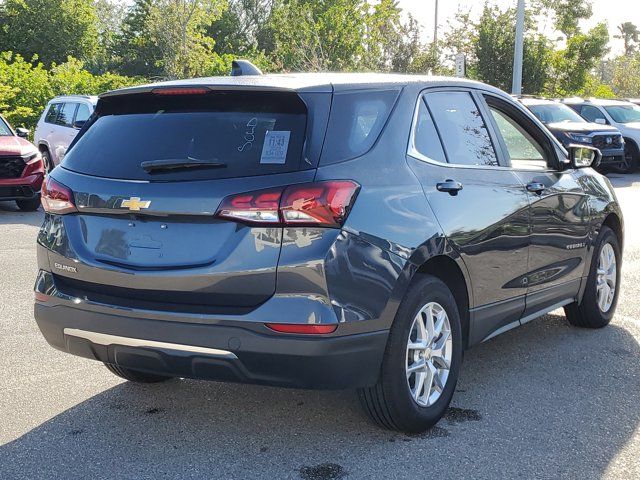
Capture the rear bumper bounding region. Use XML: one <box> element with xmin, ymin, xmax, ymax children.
<box><xmin>34</xmin><ymin>302</ymin><xmax>388</xmax><ymax>390</ymax></box>
<box><xmin>0</xmin><ymin>173</ymin><xmax>44</xmax><ymax>200</ymax></box>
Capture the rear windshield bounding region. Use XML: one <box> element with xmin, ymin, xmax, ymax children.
<box><xmin>62</xmin><ymin>91</ymin><xmax>308</xmax><ymax>181</ymax></box>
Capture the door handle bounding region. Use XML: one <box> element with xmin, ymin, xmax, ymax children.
<box><xmin>436</xmin><ymin>179</ymin><xmax>463</xmax><ymax>196</ymax></box>
<box><xmin>526</xmin><ymin>182</ymin><xmax>545</xmax><ymax>195</ymax></box>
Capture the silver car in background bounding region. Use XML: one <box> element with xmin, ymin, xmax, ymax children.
<box><xmin>34</xmin><ymin>95</ymin><xmax>97</xmax><ymax>172</ymax></box>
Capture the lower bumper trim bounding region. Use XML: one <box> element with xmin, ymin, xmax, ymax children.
<box><xmin>63</xmin><ymin>328</ymin><xmax>238</xmax><ymax>359</ymax></box>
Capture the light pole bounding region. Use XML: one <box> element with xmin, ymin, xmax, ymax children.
<box><xmin>433</xmin><ymin>0</ymin><xmax>439</xmax><ymax>46</ymax></box>
<box><xmin>512</xmin><ymin>0</ymin><xmax>525</xmax><ymax>95</ymax></box>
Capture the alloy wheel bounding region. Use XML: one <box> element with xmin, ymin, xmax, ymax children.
<box><xmin>596</xmin><ymin>242</ymin><xmax>617</xmax><ymax>313</ymax></box>
<box><xmin>406</xmin><ymin>302</ymin><xmax>453</xmax><ymax>407</ymax></box>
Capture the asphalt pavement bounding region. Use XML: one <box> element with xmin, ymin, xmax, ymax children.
<box><xmin>0</xmin><ymin>172</ymin><xmax>639</xmax><ymax>479</ymax></box>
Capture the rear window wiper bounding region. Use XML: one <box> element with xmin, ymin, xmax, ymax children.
<box><xmin>141</xmin><ymin>157</ymin><xmax>227</xmax><ymax>173</ymax></box>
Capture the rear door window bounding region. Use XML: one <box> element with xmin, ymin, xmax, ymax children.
<box><xmin>424</xmin><ymin>91</ymin><xmax>498</xmax><ymax>167</ymax></box>
<box><xmin>63</xmin><ymin>91</ymin><xmax>308</xmax><ymax>181</ymax></box>
<box><xmin>56</xmin><ymin>103</ymin><xmax>78</xmax><ymax>127</ymax></box>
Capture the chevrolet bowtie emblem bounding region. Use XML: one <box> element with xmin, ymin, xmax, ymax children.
<box><xmin>121</xmin><ymin>197</ymin><xmax>151</xmax><ymax>211</ymax></box>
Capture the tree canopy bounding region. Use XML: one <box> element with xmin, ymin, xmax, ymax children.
<box><xmin>0</xmin><ymin>0</ymin><xmax>638</xmax><ymax>132</ymax></box>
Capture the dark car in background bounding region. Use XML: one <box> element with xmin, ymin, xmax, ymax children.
<box><xmin>519</xmin><ymin>97</ymin><xmax>628</xmax><ymax>172</ymax></box>
<box><xmin>34</xmin><ymin>68</ymin><xmax>624</xmax><ymax>432</ymax></box>
<box><xmin>0</xmin><ymin>115</ymin><xmax>44</xmax><ymax>211</ymax></box>
<box><xmin>563</xmin><ymin>98</ymin><xmax>640</xmax><ymax>172</ymax></box>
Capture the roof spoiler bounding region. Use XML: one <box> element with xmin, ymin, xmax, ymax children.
<box><xmin>230</xmin><ymin>59</ymin><xmax>263</xmax><ymax>77</ymax></box>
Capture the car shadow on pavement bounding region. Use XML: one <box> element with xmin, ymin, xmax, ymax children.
<box><xmin>1</xmin><ymin>313</ymin><xmax>639</xmax><ymax>479</ymax></box>
<box><xmin>0</xmin><ymin>202</ymin><xmax>44</xmax><ymax>227</ymax></box>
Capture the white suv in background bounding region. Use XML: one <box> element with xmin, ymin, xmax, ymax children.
<box><xmin>34</xmin><ymin>95</ymin><xmax>97</xmax><ymax>172</ymax></box>
<box><xmin>563</xmin><ymin>98</ymin><xmax>640</xmax><ymax>170</ymax></box>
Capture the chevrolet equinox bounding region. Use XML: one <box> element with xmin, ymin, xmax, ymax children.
<box><xmin>34</xmin><ymin>66</ymin><xmax>624</xmax><ymax>432</ymax></box>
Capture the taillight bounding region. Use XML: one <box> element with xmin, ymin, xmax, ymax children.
<box><xmin>265</xmin><ymin>323</ymin><xmax>338</xmax><ymax>334</ymax></box>
<box><xmin>41</xmin><ymin>177</ymin><xmax>77</xmax><ymax>214</ymax></box>
<box><xmin>215</xmin><ymin>180</ymin><xmax>359</xmax><ymax>228</ymax></box>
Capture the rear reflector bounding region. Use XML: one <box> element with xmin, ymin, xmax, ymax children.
<box><xmin>152</xmin><ymin>87</ymin><xmax>210</xmax><ymax>95</ymax></box>
<box><xmin>265</xmin><ymin>323</ymin><xmax>338</xmax><ymax>334</ymax></box>
<box><xmin>34</xmin><ymin>292</ymin><xmax>49</xmax><ymax>302</ymax></box>
<box><xmin>41</xmin><ymin>177</ymin><xmax>77</xmax><ymax>214</ymax></box>
<box><xmin>216</xmin><ymin>180</ymin><xmax>359</xmax><ymax>227</ymax></box>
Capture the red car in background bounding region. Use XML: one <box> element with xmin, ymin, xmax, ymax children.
<box><xmin>0</xmin><ymin>115</ymin><xmax>44</xmax><ymax>211</ymax></box>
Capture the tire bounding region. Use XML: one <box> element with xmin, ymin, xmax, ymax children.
<box><xmin>104</xmin><ymin>363</ymin><xmax>171</xmax><ymax>383</ymax></box>
<box><xmin>564</xmin><ymin>225</ymin><xmax>621</xmax><ymax>328</ymax></box>
<box><xmin>16</xmin><ymin>198</ymin><xmax>41</xmax><ymax>211</ymax></box>
<box><xmin>41</xmin><ymin>148</ymin><xmax>54</xmax><ymax>173</ymax></box>
<box><xmin>358</xmin><ymin>275</ymin><xmax>463</xmax><ymax>432</ymax></box>
<box><xmin>611</xmin><ymin>156</ymin><xmax>632</xmax><ymax>174</ymax></box>
<box><xmin>623</xmin><ymin>141</ymin><xmax>639</xmax><ymax>172</ymax></box>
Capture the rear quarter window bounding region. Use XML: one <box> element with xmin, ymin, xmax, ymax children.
<box><xmin>320</xmin><ymin>89</ymin><xmax>400</xmax><ymax>165</ymax></box>
<box><xmin>62</xmin><ymin>91</ymin><xmax>308</xmax><ymax>182</ymax></box>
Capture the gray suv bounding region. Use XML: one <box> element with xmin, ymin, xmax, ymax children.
<box><xmin>34</xmin><ymin>69</ymin><xmax>624</xmax><ymax>432</ymax></box>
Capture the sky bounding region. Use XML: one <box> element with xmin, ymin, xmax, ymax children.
<box><xmin>397</xmin><ymin>0</ymin><xmax>640</xmax><ymax>56</ymax></box>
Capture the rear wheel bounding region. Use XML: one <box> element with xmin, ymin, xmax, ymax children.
<box><xmin>358</xmin><ymin>275</ymin><xmax>463</xmax><ymax>432</ymax></box>
<box><xmin>16</xmin><ymin>198</ymin><xmax>40</xmax><ymax>211</ymax></box>
<box><xmin>104</xmin><ymin>363</ymin><xmax>171</xmax><ymax>383</ymax></box>
<box><xmin>564</xmin><ymin>226</ymin><xmax>621</xmax><ymax>328</ymax></box>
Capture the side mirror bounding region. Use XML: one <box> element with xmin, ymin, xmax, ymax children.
<box><xmin>594</xmin><ymin>118</ymin><xmax>607</xmax><ymax>125</ymax></box>
<box><xmin>72</xmin><ymin>120</ymin><xmax>86</xmax><ymax>130</ymax></box>
<box><xmin>16</xmin><ymin>127</ymin><xmax>29</xmax><ymax>138</ymax></box>
<box><xmin>568</xmin><ymin>145</ymin><xmax>601</xmax><ymax>169</ymax></box>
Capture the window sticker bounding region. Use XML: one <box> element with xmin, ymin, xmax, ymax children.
<box><xmin>260</xmin><ymin>130</ymin><xmax>290</xmax><ymax>164</ymax></box>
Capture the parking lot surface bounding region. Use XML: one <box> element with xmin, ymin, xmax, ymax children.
<box><xmin>1</xmin><ymin>173</ymin><xmax>639</xmax><ymax>479</ymax></box>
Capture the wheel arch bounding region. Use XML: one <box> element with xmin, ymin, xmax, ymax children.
<box><xmin>623</xmin><ymin>137</ymin><xmax>639</xmax><ymax>152</ymax></box>
<box><xmin>602</xmin><ymin>212</ymin><xmax>623</xmax><ymax>253</ymax></box>
<box><xmin>414</xmin><ymin>255</ymin><xmax>472</xmax><ymax>349</ymax></box>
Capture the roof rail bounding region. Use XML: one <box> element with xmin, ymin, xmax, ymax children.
<box><xmin>230</xmin><ymin>59</ymin><xmax>263</xmax><ymax>77</ymax></box>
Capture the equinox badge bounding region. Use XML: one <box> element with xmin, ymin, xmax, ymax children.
<box><xmin>121</xmin><ymin>197</ymin><xmax>151</xmax><ymax>211</ymax></box>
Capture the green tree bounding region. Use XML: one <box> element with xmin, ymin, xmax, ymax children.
<box><xmin>148</xmin><ymin>0</ymin><xmax>226</xmax><ymax>79</ymax></box>
<box><xmin>610</xmin><ymin>54</ymin><xmax>640</xmax><ymax>97</ymax></box>
<box><xmin>544</xmin><ymin>23</ymin><xmax>609</xmax><ymax>97</ymax></box>
<box><xmin>543</xmin><ymin>0</ymin><xmax>593</xmax><ymax>38</ymax></box>
<box><xmin>112</xmin><ymin>0</ymin><xmax>164</xmax><ymax>78</ymax></box>
<box><xmin>615</xmin><ymin>22</ymin><xmax>640</xmax><ymax>57</ymax></box>
<box><xmin>265</xmin><ymin>0</ymin><xmax>368</xmax><ymax>71</ymax></box>
<box><xmin>471</xmin><ymin>5</ymin><xmax>552</xmax><ymax>94</ymax></box>
<box><xmin>0</xmin><ymin>0</ymin><xmax>99</xmax><ymax>66</ymax></box>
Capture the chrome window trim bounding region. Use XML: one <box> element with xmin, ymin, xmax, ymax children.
<box><xmin>407</xmin><ymin>90</ymin><xmax>556</xmax><ymax>173</ymax></box>
<box><xmin>63</xmin><ymin>328</ymin><xmax>238</xmax><ymax>359</ymax></box>
<box><xmin>407</xmin><ymin>88</ymin><xmax>572</xmax><ymax>173</ymax></box>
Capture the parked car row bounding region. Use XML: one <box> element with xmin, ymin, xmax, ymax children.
<box><xmin>517</xmin><ymin>96</ymin><xmax>640</xmax><ymax>173</ymax></box>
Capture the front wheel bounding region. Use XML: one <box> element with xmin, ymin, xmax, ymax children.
<box><xmin>358</xmin><ymin>275</ymin><xmax>463</xmax><ymax>432</ymax></box>
<box><xmin>564</xmin><ymin>225</ymin><xmax>621</xmax><ymax>328</ymax></box>
<box><xmin>623</xmin><ymin>142</ymin><xmax>639</xmax><ymax>172</ymax></box>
